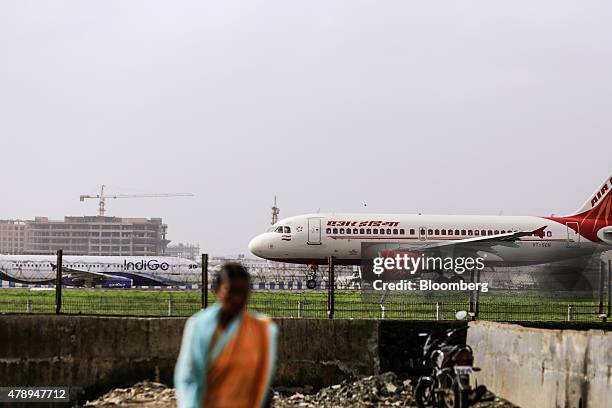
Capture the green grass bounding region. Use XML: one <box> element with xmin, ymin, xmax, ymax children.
<box><xmin>0</xmin><ymin>288</ymin><xmax>607</xmax><ymax>322</ymax></box>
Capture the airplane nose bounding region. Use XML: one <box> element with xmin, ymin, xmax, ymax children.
<box><xmin>248</xmin><ymin>235</ymin><xmax>264</xmax><ymax>257</ymax></box>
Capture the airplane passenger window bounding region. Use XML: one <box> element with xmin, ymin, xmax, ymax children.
<box><xmin>468</xmin><ymin>230</ymin><xmax>473</xmax><ymax>236</ymax></box>
<box><xmin>360</xmin><ymin>228</ymin><xmax>365</xmax><ymax>234</ymax></box>
<box><xmin>333</xmin><ymin>228</ymin><xmax>338</xmax><ymax>234</ymax></box>
<box><xmin>393</xmin><ymin>229</ymin><xmax>398</xmax><ymax>234</ymax></box>
<box><xmin>373</xmin><ymin>229</ymin><xmax>378</xmax><ymax>234</ymax></box>
<box><xmin>501</xmin><ymin>230</ymin><xmax>506</xmax><ymax>234</ymax></box>
<box><xmin>461</xmin><ymin>229</ymin><xmax>466</xmax><ymax>235</ymax></box>
<box><xmin>353</xmin><ymin>228</ymin><xmax>358</xmax><ymax>234</ymax></box>
<box><xmin>434</xmin><ymin>229</ymin><xmax>439</xmax><ymax>235</ymax></box>
<box><xmin>379</xmin><ymin>229</ymin><xmax>385</xmax><ymax>235</ymax></box>
<box><xmin>481</xmin><ymin>230</ymin><xmax>486</xmax><ymax>236</ymax></box>
<box><xmin>494</xmin><ymin>230</ymin><xmax>499</xmax><ymax>234</ymax></box>
<box><xmin>441</xmin><ymin>229</ymin><xmax>446</xmax><ymax>235</ymax></box>
<box><xmin>284</xmin><ymin>226</ymin><xmax>291</xmax><ymax>233</ymax></box>
<box><xmin>487</xmin><ymin>230</ymin><xmax>493</xmax><ymax>235</ymax></box>
<box><xmin>410</xmin><ymin>229</ymin><xmax>415</xmax><ymax>235</ymax></box>
<box><xmin>547</xmin><ymin>231</ymin><xmax>552</xmax><ymax>237</ymax></box>
<box><xmin>454</xmin><ymin>229</ymin><xmax>460</xmax><ymax>235</ymax></box>
<box><xmin>399</xmin><ymin>229</ymin><xmax>405</xmax><ymax>234</ymax></box>
<box><xmin>386</xmin><ymin>229</ymin><xmax>391</xmax><ymax>234</ymax></box>
<box><xmin>326</xmin><ymin>228</ymin><xmax>331</xmax><ymax>234</ymax></box>
<box><xmin>366</xmin><ymin>229</ymin><xmax>371</xmax><ymax>234</ymax></box>
<box><xmin>427</xmin><ymin>229</ymin><xmax>433</xmax><ymax>235</ymax></box>
<box><xmin>339</xmin><ymin>228</ymin><xmax>345</xmax><ymax>234</ymax></box>
<box><xmin>475</xmin><ymin>230</ymin><xmax>480</xmax><ymax>236</ymax></box>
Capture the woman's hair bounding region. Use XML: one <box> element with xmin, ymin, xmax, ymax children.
<box><xmin>212</xmin><ymin>262</ymin><xmax>251</xmax><ymax>289</ymax></box>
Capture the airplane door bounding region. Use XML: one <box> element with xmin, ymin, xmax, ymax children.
<box><xmin>308</xmin><ymin>218</ymin><xmax>322</xmax><ymax>245</ymax></box>
<box><xmin>419</xmin><ymin>226</ymin><xmax>427</xmax><ymax>241</ymax></box>
<box><xmin>566</xmin><ymin>222</ymin><xmax>580</xmax><ymax>248</ymax></box>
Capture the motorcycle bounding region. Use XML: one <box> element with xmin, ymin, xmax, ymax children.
<box><xmin>414</xmin><ymin>322</ymin><xmax>486</xmax><ymax>408</ymax></box>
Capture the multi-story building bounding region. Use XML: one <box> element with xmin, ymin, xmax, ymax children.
<box><xmin>0</xmin><ymin>220</ymin><xmax>28</xmax><ymax>254</ymax></box>
<box><xmin>0</xmin><ymin>216</ymin><xmax>169</xmax><ymax>256</ymax></box>
<box><xmin>165</xmin><ymin>242</ymin><xmax>200</xmax><ymax>260</ymax></box>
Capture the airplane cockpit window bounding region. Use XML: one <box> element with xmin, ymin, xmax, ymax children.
<box><xmin>274</xmin><ymin>226</ymin><xmax>284</xmax><ymax>233</ymax></box>
<box><xmin>283</xmin><ymin>226</ymin><xmax>291</xmax><ymax>233</ymax></box>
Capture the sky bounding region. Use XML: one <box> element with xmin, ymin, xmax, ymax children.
<box><xmin>0</xmin><ymin>1</ymin><xmax>611</xmax><ymax>255</ymax></box>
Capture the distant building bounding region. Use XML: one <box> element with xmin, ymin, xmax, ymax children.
<box><xmin>166</xmin><ymin>242</ymin><xmax>200</xmax><ymax>260</ymax></box>
<box><xmin>0</xmin><ymin>216</ymin><xmax>169</xmax><ymax>256</ymax></box>
<box><xmin>0</xmin><ymin>220</ymin><xmax>28</xmax><ymax>254</ymax></box>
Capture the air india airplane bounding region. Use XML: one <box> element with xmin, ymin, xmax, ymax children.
<box><xmin>249</xmin><ymin>172</ymin><xmax>612</xmax><ymax>287</ymax></box>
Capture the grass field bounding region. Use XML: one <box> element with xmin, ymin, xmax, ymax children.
<box><xmin>0</xmin><ymin>288</ymin><xmax>607</xmax><ymax>322</ymax></box>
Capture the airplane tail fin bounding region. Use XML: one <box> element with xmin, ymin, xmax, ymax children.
<box><xmin>568</xmin><ymin>172</ymin><xmax>612</xmax><ymax>221</ymax></box>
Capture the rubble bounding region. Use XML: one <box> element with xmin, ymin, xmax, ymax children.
<box><xmin>84</xmin><ymin>381</ymin><xmax>175</xmax><ymax>407</ymax></box>
<box><xmin>273</xmin><ymin>372</ymin><xmax>413</xmax><ymax>407</ymax></box>
<box><xmin>83</xmin><ymin>374</ymin><xmax>517</xmax><ymax>407</ymax></box>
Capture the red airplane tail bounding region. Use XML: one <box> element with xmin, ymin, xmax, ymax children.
<box><xmin>547</xmin><ymin>172</ymin><xmax>612</xmax><ymax>243</ymax></box>
<box><xmin>567</xmin><ymin>172</ymin><xmax>612</xmax><ymax>222</ymax></box>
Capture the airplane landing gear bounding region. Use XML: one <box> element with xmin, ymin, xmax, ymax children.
<box><xmin>306</xmin><ymin>264</ymin><xmax>318</xmax><ymax>289</ymax></box>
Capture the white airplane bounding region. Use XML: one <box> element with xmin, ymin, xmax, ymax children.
<box><xmin>249</xmin><ymin>172</ymin><xmax>612</xmax><ymax>286</ymax></box>
<box><xmin>0</xmin><ymin>255</ymin><xmax>200</xmax><ymax>287</ymax></box>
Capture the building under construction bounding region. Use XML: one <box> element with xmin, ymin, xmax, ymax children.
<box><xmin>0</xmin><ymin>216</ymin><xmax>169</xmax><ymax>256</ymax></box>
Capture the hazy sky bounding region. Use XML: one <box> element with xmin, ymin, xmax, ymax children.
<box><xmin>1</xmin><ymin>1</ymin><xmax>611</xmax><ymax>255</ymax></box>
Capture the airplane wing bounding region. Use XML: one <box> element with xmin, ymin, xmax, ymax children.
<box><xmin>413</xmin><ymin>226</ymin><xmax>548</xmax><ymax>251</ymax></box>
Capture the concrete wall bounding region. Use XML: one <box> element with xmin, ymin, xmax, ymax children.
<box><xmin>0</xmin><ymin>316</ymin><xmax>381</xmax><ymax>403</ymax></box>
<box><xmin>4</xmin><ymin>314</ymin><xmax>608</xmax><ymax>407</ymax></box>
<box><xmin>467</xmin><ymin>321</ymin><xmax>611</xmax><ymax>408</ymax></box>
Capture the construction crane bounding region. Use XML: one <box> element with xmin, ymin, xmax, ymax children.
<box><xmin>79</xmin><ymin>185</ymin><xmax>194</xmax><ymax>216</ymax></box>
<box><xmin>271</xmin><ymin>195</ymin><xmax>279</xmax><ymax>225</ymax></box>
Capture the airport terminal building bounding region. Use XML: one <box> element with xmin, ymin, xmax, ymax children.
<box><xmin>0</xmin><ymin>216</ymin><xmax>169</xmax><ymax>256</ymax></box>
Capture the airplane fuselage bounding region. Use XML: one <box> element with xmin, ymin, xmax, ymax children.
<box><xmin>249</xmin><ymin>213</ymin><xmax>612</xmax><ymax>266</ymax></box>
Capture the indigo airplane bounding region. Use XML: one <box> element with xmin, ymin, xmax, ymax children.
<box><xmin>0</xmin><ymin>255</ymin><xmax>200</xmax><ymax>287</ymax></box>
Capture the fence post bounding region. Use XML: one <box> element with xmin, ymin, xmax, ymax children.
<box><xmin>201</xmin><ymin>254</ymin><xmax>208</xmax><ymax>309</ymax></box>
<box><xmin>468</xmin><ymin>270</ymin><xmax>475</xmax><ymax>314</ymax></box>
<box><xmin>55</xmin><ymin>249</ymin><xmax>62</xmax><ymax>315</ymax></box>
<box><xmin>435</xmin><ymin>302</ymin><xmax>440</xmax><ymax>321</ymax></box>
<box><xmin>168</xmin><ymin>299</ymin><xmax>173</xmax><ymax>316</ymax></box>
<box><xmin>327</xmin><ymin>256</ymin><xmax>335</xmax><ymax>319</ymax></box>
<box><xmin>26</xmin><ymin>299</ymin><xmax>32</xmax><ymax>314</ymax></box>
<box><xmin>567</xmin><ymin>304</ymin><xmax>573</xmax><ymax>321</ymax></box>
<box><xmin>608</xmin><ymin>260</ymin><xmax>611</xmax><ymax>318</ymax></box>
<box><xmin>297</xmin><ymin>301</ymin><xmax>304</xmax><ymax>318</ymax></box>
<box><xmin>598</xmin><ymin>261</ymin><xmax>605</xmax><ymax>316</ymax></box>
<box><xmin>474</xmin><ymin>269</ymin><xmax>481</xmax><ymax>320</ymax></box>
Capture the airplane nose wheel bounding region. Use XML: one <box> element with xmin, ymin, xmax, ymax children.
<box><xmin>306</xmin><ymin>264</ymin><xmax>318</xmax><ymax>289</ymax></box>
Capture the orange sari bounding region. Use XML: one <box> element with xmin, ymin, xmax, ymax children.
<box><xmin>203</xmin><ymin>312</ymin><xmax>274</xmax><ymax>408</ymax></box>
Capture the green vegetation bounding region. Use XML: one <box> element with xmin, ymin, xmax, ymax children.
<box><xmin>0</xmin><ymin>288</ymin><xmax>606</xmax><ymax>322</ymax></box>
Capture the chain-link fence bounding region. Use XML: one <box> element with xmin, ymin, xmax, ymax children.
<box><xmin>0</xmin><ymin>288</ymin><xmax>607</xmax><ymax>322</ymax></box>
